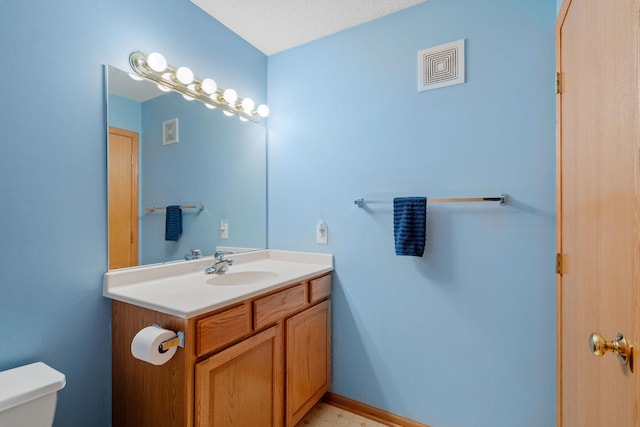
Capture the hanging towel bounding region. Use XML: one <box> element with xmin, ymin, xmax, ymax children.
<box><xmin>393</xmin><ymin>197</ymin><xmax>427</xmax><ymax>257</ymax></box>
<box><xmin>165</xmin><ymin>205</ymin><xmax>182</xmax><ymax>241</ymax></box>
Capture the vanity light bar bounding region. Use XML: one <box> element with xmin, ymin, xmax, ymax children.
<box><xmin>129</xmin><ymin>51</ymin><xmax>269</xmax><ymax>123</ymax></box>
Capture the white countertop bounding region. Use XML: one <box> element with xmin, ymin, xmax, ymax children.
<box><xmin>103</xmin><ymin>250</ymin><xmax>334</xmax><ymax>318</ymax></box>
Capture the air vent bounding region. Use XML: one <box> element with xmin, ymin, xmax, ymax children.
<box><xmin>162</xmin><ymin>118</ymin><xmax>179</xmax><ymax>145</ymax></box>
<box><xmin>418</xmin><ymin>39</ymin><xmax>465</xmax><ymax>92</ymax></box>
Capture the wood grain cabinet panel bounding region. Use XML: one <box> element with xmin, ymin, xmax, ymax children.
<box><xmin>286</xmin><ymin>300</ymin><xmax>331</xmax><ymax>426</ymax></box>
<box><xmin>195</xmin><ymin>326</ymin><xmax>283</xmax><ymax>427</ymax></box>
<box><xmin>309</xmin><ymin>274</ymin><xmax>331</xmax><ymax>303</ymax></box>
<box><xmin>254</xmin><ymin>283</ymin><xmax>307</xmax><ymax>330</ymax></box>
<box><xmin>196</xmin><ymin>303</ymin><xmax>251</xmax><ymax>356</ymax></box>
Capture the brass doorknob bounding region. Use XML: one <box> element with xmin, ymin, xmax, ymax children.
<box><xmin>589</xmin><ymin>332</ymin><xmax>630</xmax><ymax>365</ymax></box>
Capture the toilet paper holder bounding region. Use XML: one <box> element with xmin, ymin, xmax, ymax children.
<box><xmin>152</xmin><ymin>324</ymin><xmax>185</xmax><ymax>353</ymax></box>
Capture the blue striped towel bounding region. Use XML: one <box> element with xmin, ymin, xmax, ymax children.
<box><xmin>165</xmin><ymin>205</ymin><xmax>182</xmax><ymax>241</ymax></box>
<box><xmin>393</xmin><ymin>197</ymin><xmax>427</xmax><ymax>257</ymax></box>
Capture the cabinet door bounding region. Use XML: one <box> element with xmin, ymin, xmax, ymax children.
<box><xmin>195</xmin><ymin>325</ymin><xmax>283</xmax><ymax>427</ymax></box>
<box><xmin>286</xmin><ymin>300</ymin><xmax>331</xmax><ymax>426</ymax></box>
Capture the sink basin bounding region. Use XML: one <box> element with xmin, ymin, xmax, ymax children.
<box><xmin>206</xmin><ymin>271</ymin><xmax>279</xmax><ymax>286</ymax></box>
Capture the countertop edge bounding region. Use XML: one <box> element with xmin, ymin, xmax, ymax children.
<box><xmin>104</xmin><ymin>266</ymin><xmax>334</xmax><ymax>319</ymax></box>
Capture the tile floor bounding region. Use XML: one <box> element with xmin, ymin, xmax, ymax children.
<box><xmin>296</xmin><ymin>402</ymin><xmax>390</xmax><ymax>427</ymax></box>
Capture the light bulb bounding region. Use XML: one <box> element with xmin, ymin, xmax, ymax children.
<box><xmin>223</xmin><ymin>110</ymin><xmax>234</xmax><ymax>117</ymax></box>
<box><xmin>223</xmin><ymin>89</ymin><xmax>238</xmax><ymax>104</ymax></box>
<box><xmin>128</xmin><ymin>73</ymin><xmax>143</xmax><ymax>81</ymax></box>
<box><xmin>200</xmin><ymin>78</ymin><xmax>217</xmax><ymax>95</ymax></box>
<box><xmin>256</xmin><ymin>104</ymin><xmax>270</xmax><ymax>118</ymax></box>
<box><xmin>240</xmin><ymin>98</ymin><xmax>255</xmax><ymax>112</ymax></box>
<box><xmin>205</xmin><ymin>104</ymin><xmax>216</xmax><ymax>110</ymax></box>
<box><xmin>157</xmin><ymin>84</ymin><xmax>171</xmax><ymax>92</ymax></box>
<box><xmin>175</xmin><ymin>67</ymin><xmax>194</xmax><ymax>85</ymax></box>
<box><xmin>147</xmin><ymin>52</ymin><xmax>167</xmax><ymax>72</ymax></box>
<box><xmin>239</xmin><ymin>116</ymin><xmax>248</xmax><ymax>122</ymax></box>
<box><xmin>161</xmin><ymin>72</ymin><xmax>172</xmax><ymax>81</ymax></box>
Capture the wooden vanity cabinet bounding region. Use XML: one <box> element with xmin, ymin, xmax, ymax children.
<box><xmin>111</xmin><ymin>273</ymin><xmax>331</xmax><ymax>427</ymax></box>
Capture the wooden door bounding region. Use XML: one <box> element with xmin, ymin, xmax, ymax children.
<box><xmin>286</xmin><ymin>300</ymin><xmax>331</xmax><ymax>427</ymax></box>
<box><xmin>195</xmin><ymin>325</ymin><xmax>283</xmax><ymax>427</ymax></box>
<box><xmin>556</xmin><ymin>0</ymin><xmax>640</xmax><ymax>425</ymax></box>
<box><xmin>108</xmin><ymin>126</ymin><xmax>139</xmax><ymax>270</ymax></box>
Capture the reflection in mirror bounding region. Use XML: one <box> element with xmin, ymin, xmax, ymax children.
<box><xmin>106</xmin><ymin>65</ymin><xmax>266</xmax><ymax>270</ymax></box>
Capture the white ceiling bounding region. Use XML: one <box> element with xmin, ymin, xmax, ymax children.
<box><xmin>191</xmin><ymin>0</ymin><xmax>427</xmax><ymax>55</ymax></box>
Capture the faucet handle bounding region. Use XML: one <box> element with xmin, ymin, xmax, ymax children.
<box><xmin>214</xmin><ymin>250</ymin><xmax>234</xmax><ymax>259</ymax></box>
<box><xmin>185</xmin><ymin>249</ymin><xmax>202</xmax><ymax>260</ymax></box>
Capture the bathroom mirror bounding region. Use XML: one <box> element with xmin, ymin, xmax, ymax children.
<box><xmin>106</xmin><ymin>65</ymin><xmax>266</xmax><ymax>270</ymax></box>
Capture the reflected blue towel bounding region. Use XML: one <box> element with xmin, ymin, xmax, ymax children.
<box><xmin>165</xmin><ymin>205</ymin><xmax>182</xmax><ymax>241</ymax></box>
<box><xmin>393</xmin><ymin>197</ymin><xmax>427</xmax><ymax>257</ymax></box>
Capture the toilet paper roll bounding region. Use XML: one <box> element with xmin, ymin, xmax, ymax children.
<box><xmin>131</xmin><ymin>326</ymin><xmax>178</xmax><ymax>365</ymax></box>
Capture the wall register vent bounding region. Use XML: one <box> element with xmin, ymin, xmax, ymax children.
<box><xmin>418</xmin><ymin>39</ymin><xmax>465</xmax><ymax>92</ymax></box>
<box><xmin>162</xmin><ymin>118</ymin><xmax>179</xmax><ymax>145</ymax></box>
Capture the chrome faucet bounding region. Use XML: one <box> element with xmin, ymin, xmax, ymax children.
<box><xmin>205</xmin><ymin>251</ymin><xmax>234</xmax><ymax>274</ymax></box>
<box><xmin>185</xmin><ymin>249</ymin><xmax>201</xmax><ymax>260</ymax></box>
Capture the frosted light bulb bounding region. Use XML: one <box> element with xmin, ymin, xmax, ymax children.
<box><xmin>200</xmin><ymin>78</ymin><xmax>217</xmax><ymax>95</ymax></box>
<box><xmin>175</xmin><ymin>67</ymin><xmax>194</xmax><ymax>85</ymax></box>
<box><xmin>147</xmin><ymin>52</ymin><xmax>167</xmax><ymax>72</ymax></box>
<box><xmin>223</xmin><ymin>89</ymin><xmax>238</xmax><ymax>104</ymax></box>
<box><xmin>241</xmin><ymin>98</ymin><xmax>255</xmax><ymax>112</ymax></box>
<box><xmin>256</xmin><ymin>104</ymin><xmax>270</xmax><ymax>118</ymax></box>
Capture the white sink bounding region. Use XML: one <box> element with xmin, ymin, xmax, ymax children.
<box><xmin>206</xmin><ymin>271</ymin><xmax>279</xmax><ymax>286</ymax></box>
<box><xmin>103</xmin><ymin>250</ymin><xmax>333</xmax><ymax>318</ymax></box>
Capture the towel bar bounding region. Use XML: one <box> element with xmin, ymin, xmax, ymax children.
<box><xmin>145</xmin><ymin>203</ymin><xmax>204</xmax><ymax>212</ymax></box>
<box><xmin>354</xmin><ymin>194</ymin><xmax>507</xmax><ymax>208</ymax></box>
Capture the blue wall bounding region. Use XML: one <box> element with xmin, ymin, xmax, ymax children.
<box><xmin>0</xmin><ymin>1</ymin><xmax>266</xmax><ymax>425</ymax></box>
<box><xmin>267</xmin><ymin>0</ymin><xmax>556</xmax><ymax>426</ymax></box>
<box><xmin>108</xmin><ymin>94</ymin><xmax>142</xmax><ymax>134</ymax></box>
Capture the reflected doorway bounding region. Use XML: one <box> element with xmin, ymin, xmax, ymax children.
<box><xmin>108</xmin><ymin>126</ymin><xmax>139</xmax><ymax>269</ymax></box>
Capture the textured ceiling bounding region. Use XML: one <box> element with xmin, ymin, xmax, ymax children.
<box><xmin>191</xmin><ymin>0</ymin><xmax>427</xmax><ymax>55</ymax></box>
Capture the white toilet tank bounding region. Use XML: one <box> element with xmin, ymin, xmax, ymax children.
<box><xmin>0</xmin><ymin>362</ymin><xmax>66</xmax><ymax>427</ymax></box>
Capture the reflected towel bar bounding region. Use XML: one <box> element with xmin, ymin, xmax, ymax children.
<box><xmin>354</xmin><ymin>194</ymin><xmax>507</xmax><ymax>208</ymax></box>
<box><xmin>145</xmin><ymin>203</ymin><xmax>204</xmax><ymax>212</ymax></box>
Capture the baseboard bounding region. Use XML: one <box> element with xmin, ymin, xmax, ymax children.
<box><xmin>322</xmin><ymin>392</ymin><xmax>431</xmax><ymax>427</ymax></box>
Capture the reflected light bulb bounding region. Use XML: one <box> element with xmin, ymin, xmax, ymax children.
<box><xmin>147</xmin><ymin>52</ymin><xmax>167</xmax><ymax>72</ymax></box>
<box><xmin>175</xmin><ymin>67</ymin><xmax>194</xmax><ymax>85</ymax></box>
<box><xmin>182</xmin><ymin>83</ymin><xmax>196</xmax><ymax>100</ymax></box>
<box><xmin>241</xmin><ymin>98</ymin><xmax>255</xmax><ymax>112</ymax></box>
<box><xmin>200</xmin><ymin>78</ymin><xmax>217</xmax><ymax>95</ymax></box>
<box><xmin>223</xmin><ymin>89</ymin><xmax>238</xmax><ymax>104</ymax></box>
<box><xmin>256</xmin><ymin>104</ymin><xmax>270</xmax><ymax>118</ymax></box>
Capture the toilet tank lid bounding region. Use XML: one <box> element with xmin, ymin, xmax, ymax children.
<box><xmin>0</xmin><ymin>362</ymin><xmax>66</xmax><ymax>412</ymax></box>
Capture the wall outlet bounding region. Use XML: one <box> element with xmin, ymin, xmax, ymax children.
<box><xmin>316</xmin><ymin>220</ymin><xmax>328</xmax><ymax>244</ymax></box>
<box><xmin>220</xmin><ymin>220</ymin><xmax>229</xmax><ymax>239</ymax></box>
